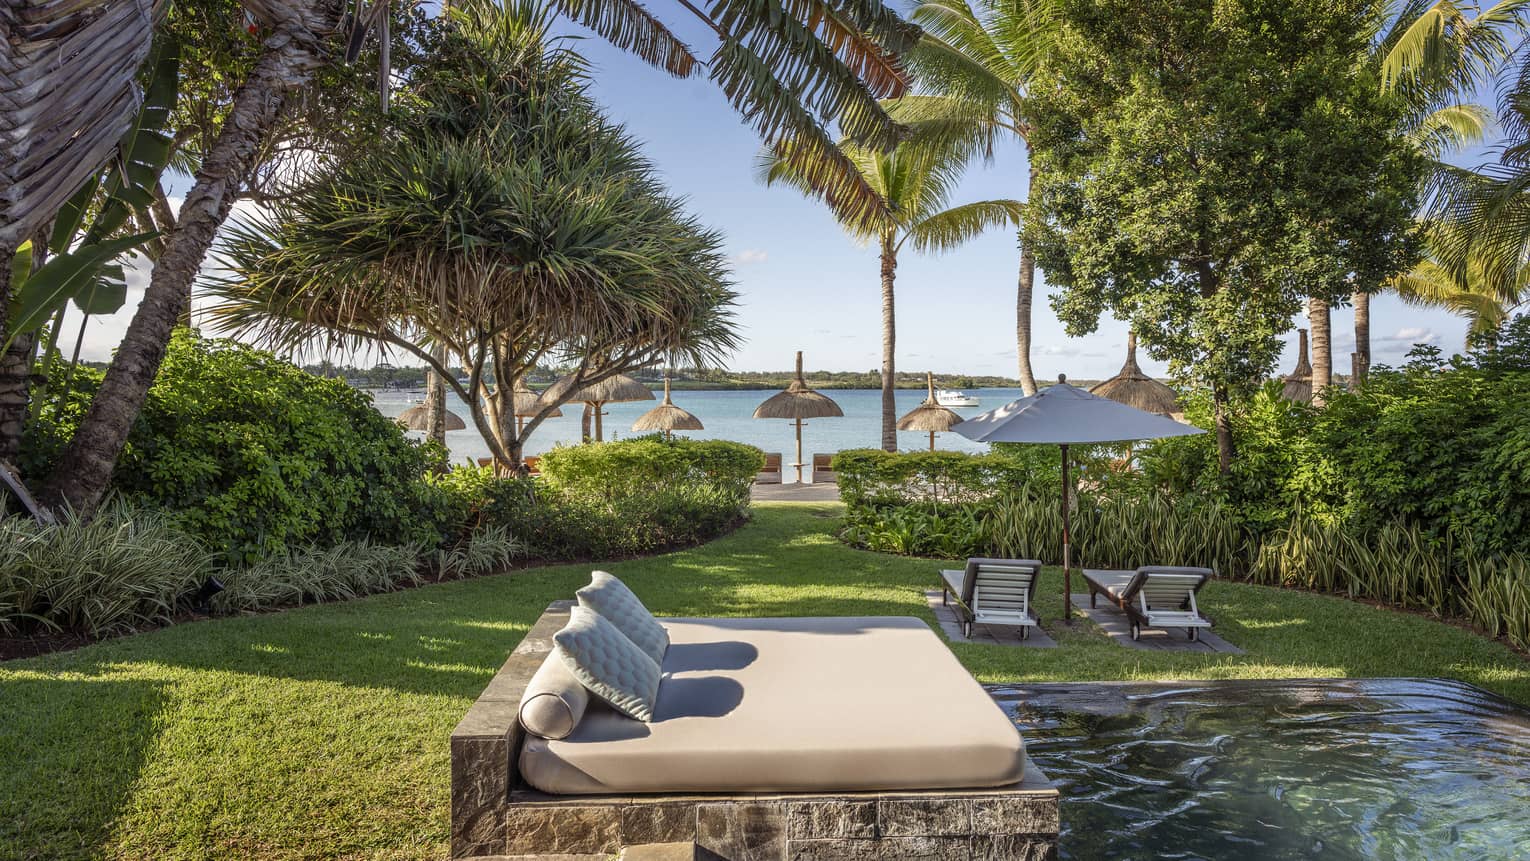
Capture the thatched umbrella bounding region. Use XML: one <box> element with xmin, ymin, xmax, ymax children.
<box><xmin>397</xmin><ymin>402</ymin><xmax>466</xmax><ymax>431</ymax></box>
<box><xmin>897</xmin><ymin>372</ymin><xmax>964</xmax><ymax>450</ymax></box>
<box><xmin>541</xmin><ymin>373</ymin><xmax>654</xmax><ymax>441</ymax></box>
<box><xmin>632</xmin><ymin>376</ymin><xmax>703</xmax><ymax>439</ymax></box>
<box><xmin>753</xmin><ymin>351</ymin><xmax>843</xmax><ymax>482</ymax></box>
<box><xmin>512</xmin><ymin>378</ymin><xmax>561</xmax><ymax>434</ymax></box>
<box><xmin>1282</xmin><ymin>328</ymin><xmax>1314</xmax><ymax>403</ymax></box>
<box><xmin>1089</xmin><ymin>333</ymin><xmax>1179</xmax><ymax>417</ymax></box>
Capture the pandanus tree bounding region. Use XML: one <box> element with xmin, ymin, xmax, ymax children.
<box><xmin>896</xmin><ymin>0</ymin><xmax>1058</xmax><ymax>395</ymax></box>
<box><xmin>762</xmin><ymin>136</ymin><xmax>1019</xmax><ymax>451</ymax></box>
<box><xmin>30</xmin><ymin>0</ymin><xmax>919</xmax><ymax>515</ymax></box>
<box><xmin>207</xmin><ymin>0</ymin><xmax>739</xmax><ymax>471</ymax></box>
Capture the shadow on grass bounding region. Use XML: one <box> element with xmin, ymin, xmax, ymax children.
<box><xmin>0</xmin><ymin>675</ymin><xmax>167</xmax><ymax>859</ymax></box>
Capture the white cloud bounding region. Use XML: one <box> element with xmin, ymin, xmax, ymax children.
<box><xmin>1381</xmin><ymin>327</ymin><xmax>1439</xmax><ymax>343</ymax></box>
<box><xmin>731</xmin><ymin>248</ymin><xmax>768</xmax><ymax>265</ymax></box>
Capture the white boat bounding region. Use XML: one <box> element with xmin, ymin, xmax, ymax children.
<box><xmin>936</xmin><ymin>388</ymin><xmax>980</xmax><ymax>408</ymax></box>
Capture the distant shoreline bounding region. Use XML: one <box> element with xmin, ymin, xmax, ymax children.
<box><xmin>362</xmin><ymin>381</ymin><xmax>1101</xmax><ymax>393</ymax></box>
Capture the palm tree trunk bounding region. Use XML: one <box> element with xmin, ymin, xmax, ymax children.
<box><xmin>0</xmin><ymin>227</ymin><xmax>47</xmax><ymax>465</ymax></box>
<box><xmin>1352</xmin><ymin>289</ymin><xmax>1370</xmax><ymax>385</ymax></box>
<box><xmin>40</xmin><ymin>18</ymin><xmax>338</xmax><ymax>515</ymax></box>
<box><xmin>1308</xmin><ymin>296</ymin><xmax>1331</xmax><ymax>406</ymax></box>
<box><xmin>1015</xmin><ymin>166</ymin><xmax>1039</xmax><ymax>395</ymax></box>
<box><xmin>880</xmin><ymin>233</ymin><xmax>897</xmax><ymax>452</ymax></box>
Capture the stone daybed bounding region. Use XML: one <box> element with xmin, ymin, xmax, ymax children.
<box><xmin>451</xmin><ymin>601</ymin><xmax>1060</xmax><ymax>859</ymax></box>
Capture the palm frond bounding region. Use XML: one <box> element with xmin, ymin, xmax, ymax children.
<box><xmin>906</xmin><ymin>197</ymin><xmax>1020</xmax><ymax>252</ymax></box>
<box><xmin>552</xmin><ymin>0</ymin><xmax>698</xmax><ymax>76</ymax></box>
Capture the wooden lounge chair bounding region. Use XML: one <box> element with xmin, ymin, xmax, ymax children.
<box><xmin>523</xmin><ymin>456</ymin><xmax>541</xmax><ymax>476</ymax></box>
<box><xmin>938</xmin><ymin>557</ymin><xmax>1044</xmax><ymax>639</ymax></box>
<box><xmin>811</xmin><ymin>453</ymin><xmax>836</xmax><ymax>484</ymax></box>
<box><xmin>1083</xmin><ymin>566</ymin><xmax>1213</xmax><ymax>641</ymax></box>
<box><xmin>756</xmin><ymin>453</ymin><xmax>783</xmax><ymax>484</ymax></box>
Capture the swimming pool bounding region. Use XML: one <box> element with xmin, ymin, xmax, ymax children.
<box><xmin>993</xmin><ymin>679</ymin><xmax>1530</xmax><ymax>860</ymax></box>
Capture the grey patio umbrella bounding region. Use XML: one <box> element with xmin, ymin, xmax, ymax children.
<box><xmin>753</xmin><ymin>351</ymin><xmax>843</xmax><ymax>483</ymax></box>
<box><xmin>541</xmin><ymin>373</ymin><xmax>654</xmax><ymax>441</ymax></box>
<box><xmin>632</xmin><ymin>376</ymin><xmax>703</xmax><ymax>439</ymax></box>
<box><xmin>953</xmin><ymin>375</ymin><xmax>1205</xmax><ymax>621</ymax></box>
<box><xmin>397</xmin><ymin>402</ymin><xmax>466</xmax><ymax>431</ymax></box>
<box><xmin>897</xmin><ymin>372</ymin><xmax>964</xmax><ymax>450</ymax></box>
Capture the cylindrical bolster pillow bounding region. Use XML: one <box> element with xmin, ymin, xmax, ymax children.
<box><xmin>518</xmin><ymin>648</ymin><xmax>590</xmax><ymax>739</ymax></box>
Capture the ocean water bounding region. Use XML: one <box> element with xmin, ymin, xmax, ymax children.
<box><xmin>367</xmin><ymin>386</ymin><xmax>1024</xmax><ymax>468</ymax></box>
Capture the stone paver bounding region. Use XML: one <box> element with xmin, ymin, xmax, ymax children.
<box><xmin>924</xmin><ymin>590</ymin><xmax>1058</xmax><ymax>649</ymax></box>
<box><xmin>749</xmin><ymin>482</ymin><xmax>841</xmax><ymax>502</ymax></box>
<box><xmin>1069</xmin><ymin>593</ymin><xmax>1244</xmax><ymax>654</ymax></box>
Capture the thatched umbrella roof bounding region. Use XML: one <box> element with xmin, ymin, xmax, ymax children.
<box><xmin>752</xmin><ymin>351</ymin><xmax>844</xmax><ymax>420</ymax></box>
<box><xmin>540</xmin><ymin>372</ymin><xmax>655</xmax><ymax>406</ymax></box>
<box><xmin>897</xmin><ymin>372</ymin><xmax>964</xmax><ymax>432</ymax></box>
<box><xmin>1089</xmin><ymin>333</ymin><xmax>1179</xmax><ymax>416</ymax></box>
<box><xmin>513</xmin><ymin>379</ymin><xmax>561</xmax><ymax>418</ymax></box>
<box><xmin>1282</xmin><ymin>328</ymin><xmax>1314</xmax><ymax>403</ymax></box>
<box><xmin>397</xmin><ymin>403</ymin><xmax>466</xmax><ymax>431</ymax></box>
<box><xmin>632</xmin><ymin>378</ymin><xmax>703</xmax><ymax>435</ymax></box>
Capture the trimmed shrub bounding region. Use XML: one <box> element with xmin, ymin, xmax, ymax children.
<box><xmin>539</xmin><ymin>436</ymin><xmax>762</xmax><ymax>505</ymax></box>
<box><xmin>23</xmin><ymin>331</ymin><xmax>451</xmax><ymax>562</ymax></box>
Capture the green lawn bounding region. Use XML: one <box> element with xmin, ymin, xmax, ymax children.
<box><xmin>2</xmin><ymin>502</ymin><xmax>1526</xmax><ymax>860</ymax></box>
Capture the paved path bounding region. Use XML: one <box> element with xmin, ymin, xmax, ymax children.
<box><xmin>750</xmin><ymin>482</ymin><xmax>841</xmax><ymax>502</ymax></box>
<box><xmin>924</xmin><ymin>590</ymin><xmax>1059</xmax><ymax>648</ymax></box>
<box><xmin>1069</xmin><ymin>593</ymin><xmax>1244</xmax><ymax>654</ymax></box>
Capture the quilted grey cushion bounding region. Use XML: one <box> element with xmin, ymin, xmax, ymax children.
<box><xmin>576</xmin><ymin>571</ymin><xmax>669</xmax><ymax>665</ymax></box>
<box><xmin>518</xmin><ymin>647</ymin><xmax>590</xmax><ymax>739</ymax></box>
<box><xmin>555</xmin><ymin>605</ymin><xmax>661</xmax><ymax>722</ymax></box>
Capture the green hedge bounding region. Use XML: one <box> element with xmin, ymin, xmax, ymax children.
<box><xmin>438</xmin><ymin>436</ymin><xmax>764</xmax><ymax>560</ymax></box>
<box><xmin>23</xmin><ymin>331</ymin><xmax>451</xmax><ymax>563</ymax></box>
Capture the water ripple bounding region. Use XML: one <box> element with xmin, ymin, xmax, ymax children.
<box><xmin>991</xmin><ymin>678</ymin><xmax>1530</xmax><ymax>860</ymax></box>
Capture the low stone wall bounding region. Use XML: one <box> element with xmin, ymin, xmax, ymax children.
<box><xmin>450</xmin><ymin>602</ymin><xmax>1061</xmax><ymax>860</ymax></box>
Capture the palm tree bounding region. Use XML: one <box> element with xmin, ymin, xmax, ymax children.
<box><xmin>894</xmin><ymin>0</ymin><xmax>1059</xmax><ymax>395</ymax></box>
<box><xmin>763</xmin><ymin>138</ymin><xmax>1019</xmax><ymax>450</ymax></box>
<box><xmin>207</xmin><ymin>0</ymin><xmax>739</xmax><ymax>471</ymax></box>
<box><xmin>36</xmin><ymin>0</ymin><xmax>920</xmax><ymax>514</ymax></box>
<box><xmin>1338</xmin><ymin>0</ymin><xmax>1527</xmax><ymax>385</ymax></box>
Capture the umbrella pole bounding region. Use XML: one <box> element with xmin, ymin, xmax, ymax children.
<box><xmin>929</xmin><ymin>430</ymin><xmax>936</xmax><ymax>451</ymax></box>
<box><xmin>595</xmin><ymin>402</ymin><xmax>604</xmax><ymax>442</ymax></box>
<box><xmin>794</xmin><ymin>418</ymin><xmax>805</xmax><ymax>483</ymax></box>
<box><xmin>1061</xmin><ymin>443</ymin><xmax>1073</xmax><ymax>624</ymax></box>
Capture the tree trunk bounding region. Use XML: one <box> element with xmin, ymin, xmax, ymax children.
<box><xmin>1212</xmin><ymin>383</ymin><xmax>1234</xmax><ymax>474</ymax></box>
<box><xmin>1308</xmin><ymin>295</ymin><xmax>1331</xmax><ymax>406</ymax></box>
<box><xmin>581</xmin><ymin>403</ymin><xmax>592</xmax><ymax>442</ymax></box>
<box><xmin>40</xmin><ymin>19</ymin><xmax>337</xmax><ymax>515</ymax></box>
<box><xmin>0</xmin><ymin>333</ymin><xmax>36</xmax><ymax>464</ymax></box>
<box><xmin>1352</xmin><ymin>289</ymin><xmax>1370</xmax><ymax>385</ymax></box>
<box><xmin>424</xmin><ymin>343</ymin><xmax>448</xmax><ymax>448</ymax></box>
<box><xmin>1015</xmin><ymin>165</ymin><xmax>1039</xmax><ymax>396</ymax></box>
<box><xmin>880</xmin><ymin>234</ymin><xmax>897</xmax><ymax>452</ymax></box>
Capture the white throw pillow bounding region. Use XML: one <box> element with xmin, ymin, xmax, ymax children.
<box><xmin>554</xmin><ymin>605</ymin><xmax>661</xmax><ymax>722</ymax></box>
<box><xmin>576</xmin><ymin>571</ymin><xmax>669</xmax><ymax>666</ymax></box>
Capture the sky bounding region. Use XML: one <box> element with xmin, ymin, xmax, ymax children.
<box><xmin>65</xmin><ymin>9</ymin><xmax>1481</xmax><ymax>380</ymax></box>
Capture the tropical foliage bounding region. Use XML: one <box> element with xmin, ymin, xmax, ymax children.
<box><xmin>1021</xmin><ymin>0</ymin><xmax>1425</xmax><ymax>470</ymax></box>
<box><xmin>762</xmin><ymin>131</ymin><xmax>1019</xmax><ymax>450</ymax></box>
<box><xmin>22</xmin><ymin>331</ymin><xmax>450</xmax><ymax>563</ymax></box>
<box><xmin>209</xmin><ymin>2</ymin><xmax>739</xmax><ymax>470</ymax></box>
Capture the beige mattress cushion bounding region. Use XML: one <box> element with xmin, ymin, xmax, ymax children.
<box><xmin>520</xmin><ymin>616</ymin><xmax>1026</xmax><ymax>794</ymax></box>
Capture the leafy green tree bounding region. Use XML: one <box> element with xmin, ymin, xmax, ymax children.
<box><xmin>762</xmin><ymin>137</ymin><xmax>1019</xmax><ymax>450</ymax></box>
<box><xmin>1022</xmin><ymin>0</ymin><xmax>1424</xmax><ymax>471</ymax></box>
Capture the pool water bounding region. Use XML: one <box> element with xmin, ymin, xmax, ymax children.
<box><xmin>992</xmin><ymin>679</ymin><xmax>1530</xmax><ymax>860</ymax></box>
